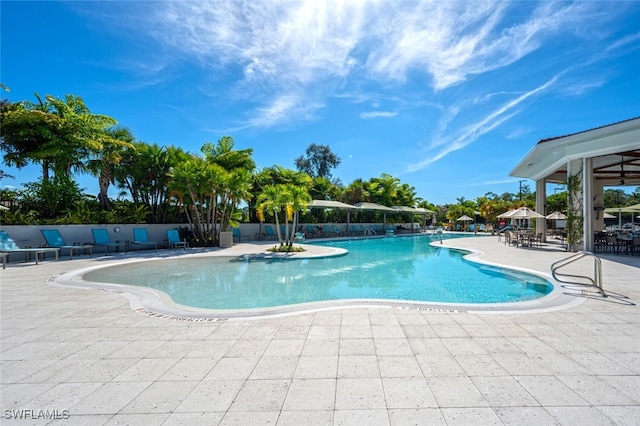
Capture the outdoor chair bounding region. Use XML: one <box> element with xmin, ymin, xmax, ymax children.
<box><xmin>0</xmin><ymin>230</ymin><xmax>60</xmax><ymax>265</ymax></box>
<box><xmin>263</xmin><ymin>225</ymin><xmax>277</xmax><ymax>241</ymax></box>
<box><xmin>167</xmin><ymin>229</ymin><xmax>189</xmax><ymax>249</ymax></box>
<box><xmin>232</xmin><ymin>227</ymin><xmax>249</xmax><ymax>243</ymax></box>
<box><xmin>41</xmin><ymin>229</ymin><xmax>93</xmax><ymax>259</ymax></box>
<box><xmin>130</xmin><ymin>228</ymin><xmax>157</xmax><ymax>251</ymax></box>
<box><xmin>92</xmin><ymin>228</ymin><xmax>127</xmax><ymax>254</ymax></box>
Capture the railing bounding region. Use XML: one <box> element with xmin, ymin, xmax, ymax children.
<box><xmin>551</xmin><ymin>251</ymin><xmax>605</xmax><ymax>296</ymax></box>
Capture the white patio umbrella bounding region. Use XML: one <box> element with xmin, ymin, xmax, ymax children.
<box><xmin>497</xmin><ymin>210</ymin><xmax>516</xmax><ymax>218</ymax></box>
<box><xmin>603</xmin><ymin>212</ymin><xmax>616</xmax><ymax>219</ymax></box>
<box><xmin>457</xmin><ymin>215</ymin><xmax>473</xmax><ymax>231</ymax></box>
<box><xmin>509</xmin><ymin>207</ymin><xmax>544</xmax><ymax>230</ymax></box>
<box><xmin>545</xmin><ymin>211</ymin><xmax>567</xmax><ymax>233</ymax></box>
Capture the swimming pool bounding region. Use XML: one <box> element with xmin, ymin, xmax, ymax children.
<box><xmin>82</xmin><ymin>235</ymin><xmax>552</xmax><ymax>310</ymax></box>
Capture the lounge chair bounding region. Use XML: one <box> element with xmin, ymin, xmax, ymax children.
<box><xmin>0</xmin><ymin>230</ymin><xmax>60</xmax><ymax>265</ymax></box>
<box><xmin>92</xmin><ymin>228</ymin><xmax>127</xmax><ymax>254</ymax></box>
<box><xmin>231</xmin><ymin>227</ymin><xmax>249</xmax><ymax>243</ymax></box>
<box><xmin>130</xmin><ymin>228</ymin><xmax>157</xmax><ymax>251</ymax></box>
<box><xmin>263</xmin><ymin>225</ymin><xmax>277</xmax><ymax>241</ymax></box>
<box><xmin>167</xmin><ymin>229</ymin><xmax>189</xmax><ymax>249</ymax></box>
<box><xmin>41</xmin><ymin>229</ymin><xmax>93</xmax><ymax>259</ymax></box>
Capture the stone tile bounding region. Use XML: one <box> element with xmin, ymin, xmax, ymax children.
<box><xmin>440</xmin><ymin>407</ymin><xmax>502</xmax><ymax>425</ymax></box>
<box><xmin>71</xmin><ymin>381</ymin><xmax>151</xmax><ymax>415</ymax></box>
<box><xmin>65</xmin><ymin>358</ymin><xmax>139</xmax><ymax>383</ymax></box>
<box><xmin>174</xmin><ymin>380</ymin><xmax>243</xmax><ymax>412</ymax></box>
<box><xmin>334</xmin><ymin>409</ymin><xmax>390</xmax><ymax>425</ymax></box>
<box><xmin>277</xmin><ymin>410</ymin><xmax>333</xmax><ymax>426</ymax></box>
<box><xmin>557</xmin><ymin>375</ymin><xmax>638</xmax><ymax>406</ymax></box>
<box><xmin>204</xmin><ymin>357</ymin><xmax>259</xmax><ymax>380</ymax></box>
<box><xmin>263</xmin><ymin>339</ymin><xmax>305</xmax><ymax>356</ymax></box>
<box><xmin>294</xmin><ymin>356</ymin><xmax>337</xmax><ymax>379</ymax></box>
<box><xmin>113</xmin><ymin>358</ymin><xmax>178</xmax><ymax>382</ymax></box>
<box><xmin>104</xmin><ymin>413</ymin><xmax>169</xmax><ymax>425</ymax></box>
<box><xmin>546</xmin><ymin>406</ymin><xmax>617</xmax><ymax>425</ymax></box>
<box><xmin>407</xmin><ymin>338</ymin><xmax>451</xmax><ymax>356</ymax></box>
<box><xmin>378</xmin><ymin>356</ymin><xmax>423</xmax><ymax>378</ymax></box>
<box><xmin>428</xmin><ymin>376</ymin><xmax>488</xmax><ymax>407</ymax></box>
<box><xmin>494</xmin><ymin>407</ymin><xmax>559</xmax><ymax>426</ymax></box>
<box><xmin>302</xmin><ymin>338</ymin><xmax>339</xmax><ymax>356</ymax></box>
<box><xmin>121</xmin><ymin>381</ymin><xmax>197</xmax><ymax>413</ymax></box>
<box><xmin>454</xmin><ymin>354</ymin><xmax>508</xmax><ymax>377</ymax></box>
<box><xmin>163</xmin><ymin>412</ymin><xmax>225</xmax><ymax>425</ymax></box>
<box><xmin>250</xmin><ymin>356</ymin><xmax>298</xmax><ymax>379</ymax></box>
<box><xmin>371</xmin><ymin>325</ymin><xmax>405</xmax><ymax>339</ymax></box>
<box><xmin>401</xmin><ymin>324</ymin><xmax>437</xmax><ymax>338</ymax></box>
<box><xmin>282</xmin><ymin>379</ymin><xmax>336</xmax><ymax>411</ymax></box>
<box><xmin>219</xmin><ymin>411</ymin><xmax>280</xmax><ymax>425</ymax></box>
<box><xmin>223</xmin><ymin>338</ymin><xmax>270</xmax><ymax>357</ymax></box>
<box><xmin>491</xmin><ymin>353</ymin><xmax>552</xmax><ymax>376</ymax></box>
<box><xmin>307</xmin><ymin>325</ymin><xmax>341</xmax><ymax>340</ymax></box>
<box><xmin>471</xmin><ymin>376</ymin><xmax>539</xmax><ymax>407</ymax></box>
<box><xmin>338</xmin><ymin>355</ymin><xmax>380</xmax><ymax>378</ymax></box>
<box><xmin>340</xmin><ymin>325</ymin><xmax>373</xmax><ymax>339</ymax></box>
<box><xmin>474</xmin><ymin>337</ymin><xmax>521</xmax><ymax>354</ymax></box>
<box><xmin>160</xmin><ymin>357</ymin><xmax>216</xmax><ymax>381</ymax></box>
<box><xmin>374</xmin><ymin>338</ymin><xmax>413</xmax><ymax>356</ymax></box>
<box><xmin>597</xmin><ymin>406</ymin><xmax>640</xmax><ymax>426</ymax></box>
<box><xmin>335</xmin><ymin>378</ymin><xmax>386</xmax><ymax>410</ymax></box>
<box><xmin>514</xmin><ymin>376</ymin><xmax>590</xmax><ymax>406</ymax></box>
<box><xmin>339</xmin><ymin>338</ymin><xmax>376</xmax><ymax>355</ymax></box>
<box><xmin>431</xmin><ymin>324</ymin><xmax>469</xmax><ymax>338</ymax></box>
<box><xmin>382</xmin><ymin>377</ymin><xmax>437</xmax><ymax>408</ymax></box>
<box><xmin>388</xmin><ymin>408</ymin><xmax>445</xmax><ymax>425</ymax></box>
<box><xmin>416</xmin><ymin>354</ymin><xmax>466</xmax><ymax>377</ymax></box>
<box><xmin>229</xmin><ymin>379</ymin><xmax>290</xmax><ymax>411</ymax></box>
<box><xmin>441</xmin><ymin>338</ymin><xmax>487</xmax><ymax>355</ymax></box>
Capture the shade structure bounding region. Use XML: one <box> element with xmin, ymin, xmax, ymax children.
<box><xmin>457</xmin><ymin>215</ymin><xmax>474</xmax><ymax>222</ymax></box>
<box><xmin>354</xmin><ymin>202</ymin><xmax>396</xmax><ymax>212</ymax></box>
<box><xmin>0</xmin><ymin>205</ymin><xmax>8</xmax><ymax>211</ymax></box>
<box><xmin>604</xmin><ymin>205</ymin><xmax>640</xmax><ymax>230</ymax></box>
<box><xmin>545</xmin><ymin>211</ymin><xmax>567</xmax><ymax>220</ymax></box>
<box><xmin>603</xmin><ymin>212</ymin><xmax>616</xmax><ymax>219</ymax></box>
<box><xmin>392</xmin><ymin>206</ymin><xmax>434</xmax><ymax>232</ymax></box>
<box><xmin>307</xmin><ymin>200</ymin><xmax>359</xmax><ymax>210</ymax></box>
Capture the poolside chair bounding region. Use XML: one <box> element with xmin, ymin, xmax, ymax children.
<box><xmin>41</xmin><ymin>229</ymin><xmax>93</xmax><ymax>260</ymax></box>
<box><xmin>91</xmin><ymin>228</ymin><xmax>127</xmax><ymax>255</ymax></box>
<box><xmin>167</xmin><ymin>229</ymin><xmax>189</xmax><ymax>249</ymax></box>
<box><xmin>331</xmin><ymin>224</ymin><xmax>343</xmax><ymax>237</ymax></box>
<box><xmin>231</xmin><ymin>227</ymin><xmax>249</xmax><ymax>243</ymax></box>
<box><xmin>0</xmin><ymin>230</ymin><xmax>60</xmax><ymax>265</ymax></box>
<box><xmin>263</xmin><ymin>225</ymin><xmax>277</xmax><ymax>241</ymax></box>
<box><xmin>130</xmin><ymin>228</ymin><xmax>157</xmax><ymax>251</ymax></box>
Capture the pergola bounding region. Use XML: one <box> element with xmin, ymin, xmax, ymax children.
<box><xmin>510</xmin><ymin>117</ymin><xmax>640</xmax><ymax>251</ymax></box>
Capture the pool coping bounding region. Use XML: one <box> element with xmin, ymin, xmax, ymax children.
<box><xmin>49</xmin><ymin>238</ymin><xmax>587</xmax><ymax>320</ymax></box>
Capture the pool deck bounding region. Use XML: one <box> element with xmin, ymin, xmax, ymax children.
<box><xmin>1</xmin><ymin>235</ymin><xmax>639</xmax><ymax>424</ymax></box>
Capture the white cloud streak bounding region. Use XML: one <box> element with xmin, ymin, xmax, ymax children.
<box><xmin>360</xmin><ymin>111</ymin><xmax>398</xmax><ymax>119</ymax></box>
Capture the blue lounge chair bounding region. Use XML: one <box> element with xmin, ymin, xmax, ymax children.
<box><xmin>263</xmin><ymin>225</ymin><xmax>277</xmax><ymax>241</ymax></box>
<box><xmin>91</xmin><ymin>228</ymin><xmax>127</xmax><ymax>254</ymax></box>
<box><xmin>167</xmin><ymin>229</ymin><xmax>189</xmax><ymax>249</ymax></box>
<box><xmin>41</xmin><ymin>229</ymin><xmax>93</xmax><ymax>259</ymax></box>
<box><xmin>232</xmin><ymin>227</ymin><xmax>249</xmax><ymax>243</ymax></box>
<box><xmin>130</xmin><ymin>228</ymin><xmax>157</xmax><ymax>251</ymax></box>
<box><xmin>0</xmin><ymin>231</ymin><xmax>60</xmax><ymax>265</ymax></box>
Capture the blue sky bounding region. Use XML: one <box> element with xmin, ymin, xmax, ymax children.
<box><xmin>2</xmin><ymin>1</ymin><xmax>639</xmax><ymax>205</ymax></box>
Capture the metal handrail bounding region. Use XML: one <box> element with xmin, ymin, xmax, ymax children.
<box><xmin>551</xmin><ymin>251</ymin><xmax>605</xmax><ymax>296</ymax></box>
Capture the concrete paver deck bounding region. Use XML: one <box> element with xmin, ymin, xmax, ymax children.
<box><xmin>1</xmin><ymin>235</ymin><xmax>639</xmax><ymax>425</ymax></box>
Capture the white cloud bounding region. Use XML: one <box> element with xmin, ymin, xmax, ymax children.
<box><xmin>360</xmin><ymin>111</ymin><xmax>398</xmax><ymax>119</ymax></box>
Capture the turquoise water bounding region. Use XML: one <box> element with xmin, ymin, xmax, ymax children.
<box><xmin>84</xmin><ymin>235</ymin><xmax>552</xmax><ymax>310</ymax></box>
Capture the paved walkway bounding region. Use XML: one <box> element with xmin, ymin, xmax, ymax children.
<box><xmin>1</xmin><ymin>235</ymin><xmax>639</xmax><ymax>425</ymax></box>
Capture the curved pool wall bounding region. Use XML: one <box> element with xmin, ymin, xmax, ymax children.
<box><xmin>50</xmin><ymin>234</ymin><xmax>578</xmax><ymax>319</ymax></box>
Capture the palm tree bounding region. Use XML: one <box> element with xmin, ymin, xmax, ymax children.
<box><xmin>256</xmin><ymin>185</ymin><xmax>287</xmax><ymax>245</ymax></box>
<box><xmin>86</xmin><ymin>126</ymin><xmax>135</xmax><ymax>210</ymax></box>
<box><xmin>286</xmin><ymin>184</ymin><xmax>312</xmax><ymax>246</ymax></box>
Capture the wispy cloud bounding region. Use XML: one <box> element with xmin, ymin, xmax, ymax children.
<box><xmin>360</xmin><ymin>111</ymin><xmax>398</xmax><ymax>119</ymax></box>
<box><xmin>404</xmin><ymin>74</ymin><xmax>561</xmax><ymax>173</ymax></box>
<box><xmin>464</xmin><ymin>179</ymin><xmax>522</xmax><ymax>187</ymax></box>
<box><xmin>90</xmin><ymin>0</ymin><xmax>627</xmax><ymax>130</ymax></box>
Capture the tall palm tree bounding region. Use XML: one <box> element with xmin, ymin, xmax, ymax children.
<box><xmin>286</xmin><ymin>184</ymin><xmax>312</xmax><ymax>246</ymax></box>
<box><xmin>256</xmin><ymin>185</ymin><xmax>287</xmax><ymax>245</ymax></box>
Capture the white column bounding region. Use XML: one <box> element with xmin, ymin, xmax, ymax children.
<box><xmin>536</xmin><ymin>179</ymin><xmax>546</xmax><ymax>242</ymax></box>
<box><xmin>582</xmin><ymin>158</ymin><xmax>594</xmax><ymax>252</ymax></box>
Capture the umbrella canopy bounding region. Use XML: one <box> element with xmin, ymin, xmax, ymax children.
<box><xmin>307</xmin><ymin>200</ymin><xmax>359</xmax><ymax>210</ymax></box>
<box><xmin>457</xmin><ymin>215</ymin><xmax>474</xmax><ymax>222</ymax></box>
<box><xmin>603</xmin><ymin>212</ymin><xmax>616</xmax><ymax>219</ymax></box>
<box><xmin>0</xmin><ymin>205</ymin><xmax>8</xmax><ymax>211</ymax></box>
<box><xmin>545</xmin><ymin>211</ymin><xmax>567</xmax><ymax>220</ymax></box>
<box><xmin>509</xmin><ymin>207</ymin><xmax>545</xmax><ymax>219</ymax></box>
<box><xmin>604</xmin><ymin>205</ymin><xmax>640</xmax><ymax>213</ymax></box>
<box><xmin>497</xmin><ymin>210</ymin><xmax>516</xmax><ymax>218</ymax></box>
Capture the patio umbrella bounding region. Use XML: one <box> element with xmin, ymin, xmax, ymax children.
<box><xmin>545</xmin><ymin>211</ymin><xmax>566</xmax><ymax>233</ymax></box>
<box><xmin>509</xmin><ymin>207</ymin><xmax>544</xmax><ymax>230</ymax></box>
<box><xmin>603</xmin><ymin>212</ymin><xmax>616</xmax><ymax>219</ymax></box>
<box><xmin>0</xmin><ymin>205</ymin><xmax>8</xmax><ymax>211</ymax></box>
<box><xmin>457</xmin><ymin>215</ymin><xmax>473</xmax><ymax>231</ymax></box>
<box><xmin>497</xmin><ymin>210</ymin><xmax>516</xmax><ymax>218</ymax></box>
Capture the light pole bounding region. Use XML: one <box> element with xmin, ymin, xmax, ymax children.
<box><xmin>518</xmin><ymin>180</ymin><xmax>526</xmax><ymax>201</ymax></box>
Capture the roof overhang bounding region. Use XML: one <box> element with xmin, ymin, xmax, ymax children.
<box><xmin>510</xmin><ymin>117</ymin><xmax>640</xmax><ymax>185</ymax></box>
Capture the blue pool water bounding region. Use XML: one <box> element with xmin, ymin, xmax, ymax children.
<box><xmin>83</xmin><ymin>235</ymin><xmax>552</xmax><ymax>310</ymax></box>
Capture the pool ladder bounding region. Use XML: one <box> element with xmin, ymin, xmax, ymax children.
<box><xmin>551</xmin><ymin>251</ymin><xmax>605</xmax><ymax>296</ymax></box>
